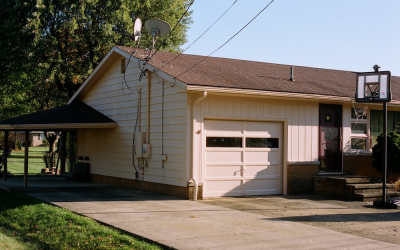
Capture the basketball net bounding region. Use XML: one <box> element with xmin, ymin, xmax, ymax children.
<box><xmin>352</xmin><ymin>99</ymin><xmax>368</xmax><ymax>124</ymax></box>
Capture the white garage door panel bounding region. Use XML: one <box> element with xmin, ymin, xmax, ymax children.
<box><xmin>246</xmin><ymin>151</ymin><xmax>279</xmax><ymax>163</ymax></box>
<box><xmin>205</xmin><ymin>180</ymin><xmax>243</xmax><ymax>197</ymax></box>
<box><xmin>245</xmin><ymin>165</ymin><xmax>280</xmax><ymax>177</ymax></box>
<box><xmin>203</xmin><ymin>120</ymin><xmax>283</xmax><ymax>197</ymax></box>
<box><xmin>206</xmin><ymin>151</ymin><xmax>242</xmax><ymax>163</ymax></box>
<box><xmin>244</xmin><ymin>122</ymin><xmax>281</xmax><ymax>136</ymax></box>
<box><xmin>206</xmin><ymin>165</ymin><xmax>242</xmax><ymax>178</ymax></box>
<box><xmin>244</xmin><ymin>179</ymin><xmax>280</xmax><ymax>196</ymax></box>
<box><xmin>204</xmin><ymin>120</ymin><xmax>243</xmax><ymax>134</ymax></box>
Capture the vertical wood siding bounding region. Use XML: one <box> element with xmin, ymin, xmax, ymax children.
<box><xmin>79</xmin><ymin>56</ymin><xmax>188</xmax><ymax>187</ymax></box>
<box><xmin>197</xmin><ymin>95</ymin><xmax>319</xmax><ymax>162</ymax></box>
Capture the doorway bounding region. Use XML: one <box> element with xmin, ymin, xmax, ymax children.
<box><xmin>319</xmin><ymin>104</ymin><xmax>342</xmax><ymax>173</ymax></box>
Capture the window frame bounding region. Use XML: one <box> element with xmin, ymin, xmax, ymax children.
<box><xmin>350</xmin><ymin>108</ymin><xmax>370</xmax><ymax>151</ymax></box>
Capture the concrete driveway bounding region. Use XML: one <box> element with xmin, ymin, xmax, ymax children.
<box><xmin>1</xmin><ymin>177</ymin><xmax>399</xmax><ymax>250</ymax></box>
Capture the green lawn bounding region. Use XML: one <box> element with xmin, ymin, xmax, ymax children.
<box><xmin>7</xmin><ymin>147</ymin><xmax>48</xmax><ymax>176</ymax></box>
<box><xmin>0</xmin><ymin>190</ymin><xmax>164</xmax><ymax>250</ymax></box>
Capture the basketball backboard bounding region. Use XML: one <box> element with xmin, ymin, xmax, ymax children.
<box><xmin>355</xmin><ymin>71</ymin><xmax>391</xmax><ymax>102</ymax></box>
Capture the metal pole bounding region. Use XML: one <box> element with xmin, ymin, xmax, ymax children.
<box><xmin>3</xmin><ymin>131</ymin><xmax>8</xmax><ymax>181</ymax></box>
<box><xmin>382</xmin><ymin>102</ymin><xmax>387</xmax><ymax>203</ymax></box>
<box><xmin>24</xmin><ymin>130</ymin><xmax>29</xmax><ymax>187</ymax></box>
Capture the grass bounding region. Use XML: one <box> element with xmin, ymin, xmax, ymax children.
<box><xmin>0</xmin><ymin>190</ymin><xmax>164</xmax><ymax>250</ymax></box>
<box><xmin>7</xmin><ymin>147</ymin><xmax>49</xmax><ymax>176</ymax></box>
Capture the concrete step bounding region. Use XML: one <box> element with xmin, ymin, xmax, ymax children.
<box><xmin>344</xmin><ymin>177</ymin><xmax>381</xmax><ymax>184</ymax></box>
<box><xmin>353</xmin><ymin>191</ymin><xmax>400</xmax><ymax>202</ymax></box>
<box><xmin>347</xmin><ymin>183</ymin><xmax>396</xmax><ymax>194</ymax></box>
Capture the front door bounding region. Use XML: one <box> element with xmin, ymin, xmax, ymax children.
<box><xmin>319</xmin><ymin>104</ymin><xmax>342</xmax><ymax>173</ymax></box>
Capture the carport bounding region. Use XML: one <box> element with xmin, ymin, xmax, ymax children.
<box><xmin>0</xmin><ymin>102</ymin><xmax>117</xmax><ymax>186</ymax></box>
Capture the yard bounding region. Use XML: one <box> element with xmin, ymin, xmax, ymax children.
<box><xmin>0</xmin><ymin>190</ymin><xmax>163</xmax><ymax>250</ymax></box>
<box><xmin>6</xmin><ymin>147</ymin><xmax>48</xmax><ymax>176</ymax></box>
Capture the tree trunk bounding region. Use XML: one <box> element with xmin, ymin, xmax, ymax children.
<box><xmin>44</xmin><ymin>131</ymin><xmax>60</xmax><ymax>153</ymax></box>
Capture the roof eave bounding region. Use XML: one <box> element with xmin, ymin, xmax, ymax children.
<box><xmin>0</xmin><ymin>122</ymin><xmax>118</xmax><ymax>130</ymax></box>
<box><xmin>186</xmin><ymin>85</ymin><xmax>400</xmax><ymax>105</ymax></box>
<box><xmin>68</xmin><ymin>46</ymin><xmax>187</xmax><ymax>104</ymax></box>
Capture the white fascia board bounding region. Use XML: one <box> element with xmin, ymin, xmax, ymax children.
<box><xmin>186</xmin><ymin>85</ymin><xmax>400</xmax><ymax>106</ymax></box>
<box><xmin>68</xmin><ymin>47</ymin><xmax>125</xmax><ymax>104</ymax></box>
<box><xmin>0</xmin><ymin>123</ymin><xmax>118</xmax><ymax>130</ymax></box>
<box><xmin>68</xmin><ymin>47</ymin><xmax>186</xmax><ymax>104</ymax></box>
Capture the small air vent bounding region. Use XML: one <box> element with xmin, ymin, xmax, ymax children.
<box><xmin>121</xmin><ymin>58</ymin><xmax>126</xmax><ymax>74</ymax></box>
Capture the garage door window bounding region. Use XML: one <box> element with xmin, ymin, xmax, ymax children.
<box><xmin>246</xmin><ymin>138</ymin><xmax>279</xmax><ymax>148</ymax></box>
<box><xmin>206</xmin><ymin>137</ymin><xmax>242</xmax><ymax>147</ymax></box>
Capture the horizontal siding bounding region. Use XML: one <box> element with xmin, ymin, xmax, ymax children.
<box><xmin>198</xmin><ymin>95</ymin><xmax>319</xmax><ymax>162</ymax></box>
<box><xmin>79</xmin><ymin>55</ymin><xmax>188</xmax><ymax>187</ymax></box>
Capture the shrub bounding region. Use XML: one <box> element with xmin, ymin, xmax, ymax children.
<box><xmin>372</xmin><ymin>131</ymin><xmax>400</xmax><ymax>175</ymax></box>
<box><xmin>16</xmin><ymin>140</ymin><xmax>23</xmax><ymax>150</ymax></box>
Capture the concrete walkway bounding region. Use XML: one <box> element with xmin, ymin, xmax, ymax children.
<box><xmin>1</xmin><ymin>177</ymin><xmax>399</xmax><ymax>250</ymax></box>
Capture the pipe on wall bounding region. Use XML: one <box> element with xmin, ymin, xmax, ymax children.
<box><xmin>191</xmin><ymin>91</ymin><xmax>207</xmax><ymax>201</ymax></box>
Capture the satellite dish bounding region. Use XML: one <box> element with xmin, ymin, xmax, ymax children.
<box><xmin>133</xmin><ymin>18</ymin><xmax>142</xmax><ymax>41</ymax></box>
<box><xmin>144</xmin><ymin>19</ymin><xmax>171</xmax><ymax>38</ymax></box>
<box><xmin>143</xmin><ymin>19</ymin><xmax>171</xmax><ymax>61</ymax></box>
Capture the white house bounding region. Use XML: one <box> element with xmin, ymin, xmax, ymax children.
<box><xmin>1</xmin><ymin>46</ymin><xmax>400</xmax><ymax>199</ymax></box>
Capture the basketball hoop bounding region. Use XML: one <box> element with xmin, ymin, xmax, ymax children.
<box><xmin>352</xmin><ymin>99</ymin><xmax>368</xmax><ymax>123</ymax></box>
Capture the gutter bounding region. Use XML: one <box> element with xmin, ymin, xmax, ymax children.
<box><xmin>186</xmin><ymin>85</ymin><xmax>400</xmax><ymax>106</ymax></box>
<box><xmin>191</xmin><ymin>91</ymin><xmax>207</xmax><ymax>201</ymax></box>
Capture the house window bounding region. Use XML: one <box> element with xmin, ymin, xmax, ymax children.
<box><xmin>370</xmin><ymin>110</ymin><xmax>400</xmax><ymax>148</ymax></box>
<box><xmin>350</xmin><ymin>108</ymin><xmax>369</xmax><ymax>150</ymax></box>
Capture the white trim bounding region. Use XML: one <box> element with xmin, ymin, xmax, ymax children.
<box><xmin>68</xmin><ymin>46</ymin><xmax>187</xmax><ymax>104</ymax></box>
<box><xmin>0</xmin><ymin>123</ymin><xmax>117</xmax><ymax>130</ymax></box>
<box><xmin>186</xmin><ymin>85</ymin><xmax>400</xmax><ymax>105</ymax></box>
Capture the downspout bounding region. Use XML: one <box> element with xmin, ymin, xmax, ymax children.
<box><xmin>191</xmin><ymin>91</ymin><xmax>207</xmax><ymax>201</ymax></box>
<box><xmin>146</xmin><ymin>70</ymin><xmax>152</xmax><ymax>144</ymax></box>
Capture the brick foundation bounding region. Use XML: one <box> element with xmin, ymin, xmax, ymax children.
<box><xmin>91</xmin><ymin>174</ymin><xmax>203</xmax><ymax>200</ymax></box>
<box><xmin>287</xmin><ymin>164</ymin><xmax>320</xmax><ymax>194</ymax></box>
<box><xmin>343</xmin><ymin>155</ymin><xmax>381</xmax><ymax>177</ymax></box>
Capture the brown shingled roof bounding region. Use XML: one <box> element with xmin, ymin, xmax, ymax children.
<box><xmin>117</xmin><ymin>46</ymin><xmax>400</xmax><ymax>101</ymax></box>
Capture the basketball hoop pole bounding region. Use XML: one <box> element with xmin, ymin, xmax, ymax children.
<box><xmin>382</xmin><ymin>102</ymin><xmax>387</xmax><ymax>203</ymax></box>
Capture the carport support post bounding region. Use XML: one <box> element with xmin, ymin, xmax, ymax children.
<box><xmin>24</xmin><ymin>130</ymin><xmax>29</xmax><ymax>187</ymax></box>
<box><xmin>3</xmin><ymin>131</ymin><xmax>9</xmax><ymax>181</ymax></box>
<box><xmin>60</xmin><ymin>131</ymin><xmax>66</xmax><ymax>175</ymax></box>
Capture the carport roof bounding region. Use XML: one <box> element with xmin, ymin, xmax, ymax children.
<box><xmin>0</xmin><ymin>102</ymin><xmax>117</xmax><ymax>130</ymax></box>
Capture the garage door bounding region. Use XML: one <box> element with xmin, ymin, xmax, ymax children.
<box><xmin>203</xmin><ymin>120</ymin><xmax>282</xmax><ymax>197</ymax></box>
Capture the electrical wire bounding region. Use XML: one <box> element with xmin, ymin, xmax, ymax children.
<box><xmin>175</xmin><ymin>0</ymin><xmax>276</xmax><ymax>78</ymax></box>
<box><xmin>157</xmin><ymin>0</ymin><xmax>239</xmax><ymax>71</ymax></box>
<box><xmin>150</xmin><ymin>0</ymin><xmax>195</xmax><ymax>59</ymax></box>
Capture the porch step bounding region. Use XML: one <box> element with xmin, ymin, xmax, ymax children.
<box><xmin>314</xmin><ymin>176</ymin><xmax>400</xmax><ymax>202</ymax></box>
<box><xmin>348</xmin><ymin>183</ymin><xmax>396</xmax><ymax>193</ymax></box>
<box><xmin>344</xmin><ymin>177</ymin><xmax>381</xmax><ymax>184</ymax></box>
<box><xmin>354</xmin><ymin>191</ymin><xmax>400</xmax><ymax>202</ymax></box>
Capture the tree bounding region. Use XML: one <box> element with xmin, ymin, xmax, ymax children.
<box><xmin>372</xmin><ymin>131</ymin><xmax>400</xmax><ymax>175</ymax></box>
<box><xmin>44</xmin><ymin>131</ymin><xmax>61</xmax><ymax>153</ymax></box>
<box><xmin>0</xmin><ymin>132</ymin><xmax>13</xmax><ymax>177</ymax></box>
<box><xmin>0</xmin><ymin>0</ymin><xmax>192</xmax><ymax>119</ymax></box>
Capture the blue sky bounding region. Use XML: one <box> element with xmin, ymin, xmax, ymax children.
<box><xmin>181</xmin><ymin>0</ymin><xmax>400</xmax><ymax>76</ymax></box>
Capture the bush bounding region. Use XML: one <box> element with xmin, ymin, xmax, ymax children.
<box><xmin>372</xmin><ymin>131</ymin><xmax>400</xmax><ymax>175</ymax></box>
<box><xmin>42</xmin><ymin>138</ymin><xmax>49</xmax><ymax>146</ymax></box>
<box><xmin>16</xmin><ymin>140</ymin><xmax>23</xmax><ymax>150</ymax></box>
